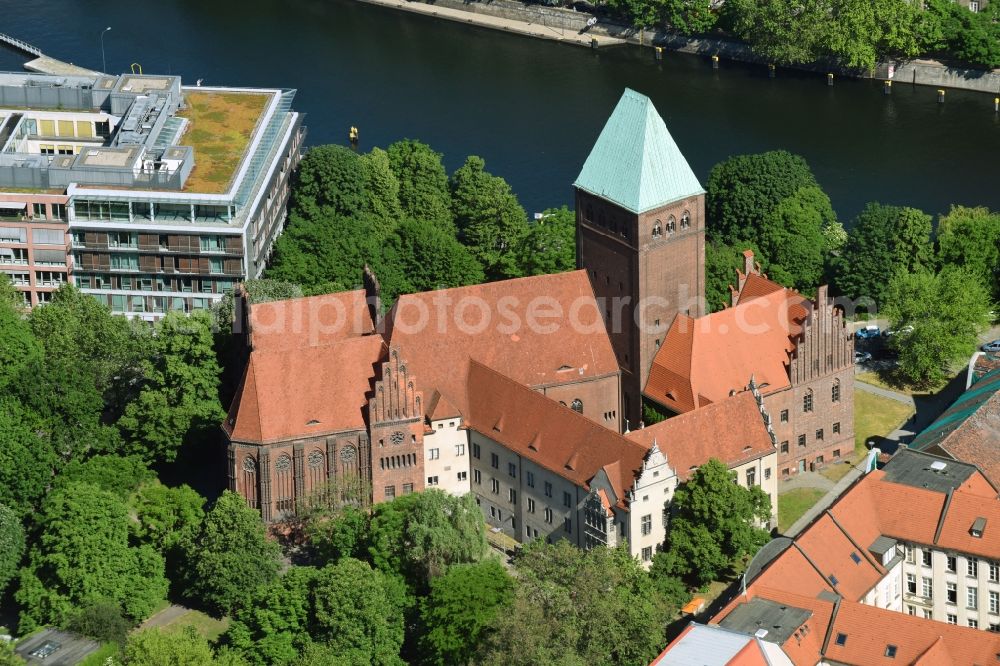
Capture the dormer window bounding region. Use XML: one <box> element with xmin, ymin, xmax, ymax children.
<box><xmin>972</xmin><ymin>517</ymin><xmax>987</xmax><ymax>538</ymax></box>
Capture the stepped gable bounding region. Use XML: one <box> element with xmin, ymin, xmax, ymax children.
<box><xmin>247</xmin><ymin>289</ymin><xmax>375</xmax><ymax>352</ymax></box>
<box><xmin>465</xmin><ymin>361</ymin><xmax>648</xmax><ymax>507</ymax></box>
<box><xmin>573</xmin><ymin>88</ymin><xmax>704</xmax><ymax>213</ymax></box>
<box><xmin>626</xmin><ymin>392</ymin><xmax>773</xmax><ymax>481</ymax></box>
<box><xmin>224</xmin><ymin>335</ymin><xmax>386</xmax><ymax>444</ymax></box>
<box><xmin>385</xmin><ymin>270</ymin><xmax>618</xmax><ymax>414</ymax></box>
<box><xmin>644</xmin><ymin>286</ymin><xmax>809</xmax><ymax>413</ymax></box>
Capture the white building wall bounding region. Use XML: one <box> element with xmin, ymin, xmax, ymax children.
<box><xmin>626</xmin><ymin>444</ymin><xmax>676</xmax><ymax>567</ymax></box>
<box><xmin>901</xmin><ymin>544</ymin><xmax>1000</xmax><ymax>631</ymax></box>
<box><xmin>423</xmin><ymin>417</ymin><xmax>470</xmax><ymax>495</ymax></box>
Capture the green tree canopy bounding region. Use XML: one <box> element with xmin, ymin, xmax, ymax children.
<box><xmin>450</xmin><ymin>155</ymin><xmax>529</xmax><ymax>280</ymax></box>
<box><xmin>54</xmin><ymin>454</ymin><xmax>153</xmax><ymax>500</ymax></box>
<box><xmin>16</xmin><ymin>482</ymin><xmax>167</xmax><ymax>632</ymax></box>
<box><xmin>0</xmin><ymin>294</ymin><xmax>40</xmax><ymax>394</ymax></box>
<box><xmin>130</xmin><ymin>482</ymin><xmax>206</xmax><ymax>553</ymax></box>
<box><xmin>0</xmin><ymin>398</ymin><xmax>58</xmax><ymax>517</ymax></box>
<box><xmin>0</xmin><ymin>503</ymin><xmax>25</xmax><ymax>595</ymax></box>
<box><xmin>516</xmin><ymin>206</ymin><xmax>576</xmax><ymax>277</ymax></box>
<box><xmin>292</xmin><ymin>144</ymin><xmax>366</xmax><ymax>218</ymax></box>
<box><xmin>387</xmin><ymin>139</ymin><xmax>453</xmax><ymax>228</ymax></box>
<box><xmin>311</xmin><ymin>558</ymin><xmax>406</xmax><ymax>666</ymax></box>
<box><xmin>124</xmin><ymin>626</ymin><xmax>219</xmax><ymax>666</ymax></box>
<box><xmin>360</xmin><ymin>147</ymin><xmax>404</xmax><ymax>234</ymax></box>
<box><xmin>705</xmin><ymin>151</ymin><xmax>836</xmax><ymax>291</ymax></box>
<box><xmin>180</xmin><ymin>491</ymin><xmax>281</xmax><ymax>615</ymax></box>
<box><xmin>833</xmin><ymin>203</ymin><xmax>935</xmax><ymax>308</ymax></box>
<box><xmin>384</xmin><ymin>218</ymin><xmax>485</xmax><ymax>298</ymax></box>
<box><xmin>935</xmin><ymin>205</ymin><xmax>1000</xmax><ymax>304</ymax></box>
<box><xmin>118</xmin><ymin>310</ymin><xmax>225</xmax><ymax>464</ymax></box>
<box><xmin>478</xmin><ymin>541</ymin><xmax>671</xmax><ymax>666</ymax></box>
<box><xmin>418</xmin><ymin>560</ymin><xmax>514</xmax><ymax>666</ymax></box>
<box><xmin>883</xmin><ymin>267</ymin><xmax>991</xmax><ymax>388</ymax></box>
<box><xmin>663</xmin><ymin>0</ymin><xmax>717</xmax><ymax>33</ymax></box>
<box><xmin>658</xmin><ymin>458</ymin><xmax>771</xmax><ymax>585</ymax></box>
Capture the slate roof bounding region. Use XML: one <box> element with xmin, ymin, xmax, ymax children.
<box><xmin>909</xmin><ymin>367</ymin><xmax>1000</xmax><ymax>487</ymax></box>
<box><xmin>573</xmin><ymin>88</ymin><xmax>704</xmax><ymax>214</ymax></box>
<box><xmin>626</xmin><ymin>392</ymin><xmax>774</xmax><ymax>481</ymax></box>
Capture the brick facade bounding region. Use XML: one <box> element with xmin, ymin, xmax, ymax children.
<box><xmin>369</xmin><ymin>348</ymin><xmax>427</xmax><ymax>503</ymax></box>
<box><xmin>576</xmin><ymin>189</ymin><xmax>706</xmax><ymax>427</ymax></box>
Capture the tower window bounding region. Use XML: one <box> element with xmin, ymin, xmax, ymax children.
<box><xmin>680</xmin><ymin>211</ymin><xmax>691</xmax><ymax>229</ymax></box>
<box><xmin>652</xmin><ymin>221</ymin><xmax>662</xmax><ymax>238</ymax></box>
<box><xmin>666</xmin><ymin>216</ymin><xmax>676</xmax><ymax>233</ymax></box>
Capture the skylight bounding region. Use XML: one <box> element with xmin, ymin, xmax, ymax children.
<box><xmin>850</xmin><ymin>552</ymin><xmax>861</xmax><ymax>565</ymax></box>
<box><xmin>885</xmin><ymin>645</ymin><xmax>897</xmax><ymax>658</ymax></box>
<box><xmin>835</xmin><ymin>633</ymin><xmax>847</xmax><ymax>646</ymax></box>
<box><xmin>829</xmin><ymin>574</ymin><xmax>839</xmax><ymax>586</ymax></box>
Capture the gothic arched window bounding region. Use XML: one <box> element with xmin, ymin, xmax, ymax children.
<box><xmin>275</xmin><ymin>454</ymin><xmax>294</xmax><ymax>514</ymax></box>
<box><xmin>680</xmin><ymin>210</ymin><xmax>691</xmax><ymax>229</ymax></box>
<box><xmin>666</xmin><ymin>215</ymin><xmax>676</xmax><ymax>233</ymax></box>
<box><xmin>241</xmin><ymin>456</ymin><xmax>258</xmax><ymax>509</ymax></box>
<box><xmin>652</xmin><ymin>221</ymin><xmax>662</xmax><ymax>238</ymax></box>
<box><xmin>571</xmin><ymin>399</ymin><xmax>583</xmax><ymax>413</ymax></box>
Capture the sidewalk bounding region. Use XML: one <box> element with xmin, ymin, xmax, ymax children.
<box><xmin>354</xmin><ymin>0</ymin><xmax>626</xmax><ymax>47</ymax></box>
<box><xmin>783</xmin><ymin>463</ymin><xmax>864</xmax><ymax>537</ymax></box>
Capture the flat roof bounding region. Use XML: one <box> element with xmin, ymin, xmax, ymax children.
<box><xmin>176</xmin><ymin>90</ymin><xmax>271</xmax><ymax>194</ymax></box>
<box><xmin>719</xmin><ymin>597</ymin><xmax>812</xmax><ymax>645</ymax></box>
<box><xmin>78</xmin><ymin>146</ymin><xmax>138</xmax><ymax>168</ymax></box>
<box><xmin>882</xmin><ymin>449</ymin><xmax>978</xmax><ymax>493</ymax></box>
<box><xmin>117</xmin><ymin>75</ymin><xmax>174</xmax><ymax>93</ymax></box>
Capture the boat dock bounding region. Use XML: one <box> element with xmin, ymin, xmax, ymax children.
<box><xmin>0</xmin><ymin>32</ymin><xmax>101</xmax><ymax>77</ymax></box>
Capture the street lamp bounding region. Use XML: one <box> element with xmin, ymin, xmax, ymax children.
<box><xmin>99</xmin><ymin>26</ymin><xmax>111</xmax><ymax>73</ymax></box>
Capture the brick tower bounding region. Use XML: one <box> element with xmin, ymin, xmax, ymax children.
<box><xmin>369</xmin><ymin>346</ymin><xmax>426</xmax><ymax>503</ymax></box>
<box><xmin>574</xmin><ymin>89</ymin><xmax>705</xmax><ymax>428</ymax></box>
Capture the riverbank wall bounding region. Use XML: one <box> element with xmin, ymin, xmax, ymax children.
<box><xmin>361</xmin><ymin>0</ymin><xmax>1000</xmax><ymax>94</ymax></box>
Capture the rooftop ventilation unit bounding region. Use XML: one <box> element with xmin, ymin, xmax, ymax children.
<box><xmin>930</xmin><ymin>461</ymin><xmax>947</xmax><ymax>472</ymax></box>
<box><xmin>754</xmin><ymin>629</ymin><xmax>768</xmax><ymax>639</ymax></box>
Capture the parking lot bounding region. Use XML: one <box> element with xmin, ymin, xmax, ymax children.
<box><xmin>13</xmin><ymin>629</ymin><xmax>99</xmax><ymax>665</ymax></box>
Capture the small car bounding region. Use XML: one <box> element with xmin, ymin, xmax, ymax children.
<box><xmin>29</xmin><ymin>642</ymin><xmax>61</xmax><ymax>659</ymax></box>
<box><xmin>854</xmin><ymin>350</ymin><xmax>872</xmax><ymax>364</ymax></box>
<box><xmin>982</xmin><ymin>340</ymin><xmax>1000</xmax><ymax>353</ymax></box>
<box><xmin>883</xmin><ymin>325</ymin><xmax>913</xmax><ymax>337</ymax></box>
<box><xmin>855</xmin><ymin>325</ymin><xmax>880</xmax><ymax>340</ymax></box>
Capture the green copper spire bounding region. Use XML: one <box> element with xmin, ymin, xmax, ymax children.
<box><xmin>574</xmin><ymin>89</ymin><xmax>704</xmax><ymax>214</ymax></box>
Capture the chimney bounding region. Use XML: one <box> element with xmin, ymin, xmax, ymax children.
<box><xmin>743</xmin><ymin>249</ymin><xmax>755</xmax><ymax>277</ymax></box>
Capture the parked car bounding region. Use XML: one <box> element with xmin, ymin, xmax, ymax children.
<box><xmin>854</xmin><ymin>350</ymin><xmax>872</xmax><ymax>364</ymax></box>
<box><xmin>29</xmin><ymin>642</ymin><xmax>61</xmax><ymax>659</ymax></box>
<box><xmin>883</xmin><ymin>325</ymin><xmax>913</xmax><ymax>337</ymax></box>
<box><xmin>855</xmin><ymin>325</ymin><xmax>880</xmax><ymax>340</ymax></box>
<box><xmin>982</xmin><ymin>339</ymin><xmax>1000</xmax><ymax>353</ymax></box>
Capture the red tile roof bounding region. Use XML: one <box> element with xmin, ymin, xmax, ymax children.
<box><xmin>224</xmin><ymin>336</ymin><xmax>385</xmax><ymax>444</ymax></box>
<box><xmin>736</xmin><ymin>273</ymin><xmax>786</xmax><ymax>304</ymax></box>
<box><xmin>644</xmin><ymin>287</ymin><xmax>810</xmax><ymax>413</ymax></box>
<box><xmin>386</xmin><ymin>270</ymin><xmax>619</xmax><ymax>415</ymax></box>
<box><xmin>626</xmin><ymin>392</ymin><xmax>774</xmax><ymax>481</ymax></box>
<box><xmin>248</xmin><ymin>290</ymin><xmax>374</xmax><ymax>352</ymax></box>
<box><xmin>426</xmin><ymin>390</ymin><xmax>462</xmax><ymax>422</ymax></box>
<box><xmin>465</xmin><ymin>361</ymin><xmax>649</xmax><ymax>507</ymax></box>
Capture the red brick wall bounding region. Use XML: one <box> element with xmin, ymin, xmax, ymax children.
<box><xmin>540</xmin><ymin>372</ymin><xmax>622</xmax><ymax>432</ymax></box>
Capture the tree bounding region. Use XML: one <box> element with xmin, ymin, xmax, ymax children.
<box><xmin>0</xmin><ymin>272</ymin><xmax>20</xmax><ymax>309</ymax></box>
<box><xmin>16</xmin><ymin>482</ymin><xmax>167</xmax><ymax>632</ymax></box>
<box><xmin>404</xmin><ymin>490</ymin><xmax>487</xmax><ymax>582</ymax></box>
<box><xmin>312</xmin><ymin>559</ymin><xmax>406</xmax><ymax>666</ymax></box>
<box><xmin>360</xmin><ymin>147</ymin><xmax>403</xmax><ymax>234</ymax></box>
<box><xmin>0</xmin><ymin>398</ymin><xmax>58</xmax><ymax>517</ymax></box>
<box><xmin>387</xmin><ymin>140</ymin><xmax>453</xmax><ymax>228</ymax></box>
<box><xmin>0</xmin><ymin>503</ymin><xmax>25</xmax><ymax>595</ymax></box>
<box><xmin>936</xmin><ymin>205</ymin><xmax>1000</xmax><ymax>304</ymax></box>
<box><xmin>478</xmin><ymin>541</ymin><xmax>670</xmax><ymax>666</ymax></box>
<box><xmin>180</xmin><ymin>491</ymin><xmax>281</xmax><ymax>615</ymax></box>
<box><xmin>704</xmin><ymin>242</ymin><xmax>757</xmax><ymax>313</ymax></box>
<box><xmin>119</xmin><ymin>310</ymin><xmax>225</xmax><ymax>464</ymax></box>
<box><xmin>65</xmin><ymin>598</ymin><xmax>131</xmax><ymax>645</ymax></box>
<box><xmin>305</xmin><ymin>505</ymin><xmax>369</xmax><ymax>563</ymax></box>
<box><xmin>124</xmin><ymin>627</ymin><xmax>217</xmax><ymax>666</ymax></box>
<box><xmin>130</xmin><ymin>482</ymin><xmax>206</xmax><ymax>554</ymax></box>
<box><xmin>663</xmin><ymin>0</ymin><xmax>717</xmax><ymax>34</ymax></box>
<box><xmin>225</xmin><ymin>566</ymin><xmax>319</xmax><ymax>666</ymax></box>
<box><xmin>605</xmin><ymin>0</ymin><xmax>665</xmax><ymax>28</ymax></box>
<box><xmin>705</xmin><ymin>151</ymin><xmax>835</xmax><ymax>291</ymax></box>
<box><xmin>418</xmin><ymin>560</ymin><xmax>513</xmax><ymax>666</ymax></box>
<box><xmin>662</xmin><ymin>459</ymin><xmax>771</xmax><ymax>585</ymax></box>
<box><xmin>449</xmin><ymin>156</ymin><xmax>529</xmax><ymax>280</ymax></box>
<box><xmin>0</xmin><ymin>293</ymin><xmax>40</xmax><ymax>393</ymax></box>
<box><xmin>384</xmin><ymin>219</ymin><xmax>485</xmax><ymax>299</ymax></box>
<box><xmin>54</xmin><ymin>454</ymin><xmax>153</xmax><ymax>500</ymax></box>
<box><xmin>516</xmin><ymin>206</ymin><xmax>576</xmax><ymax>277</ymax></box>
<box><xmin>292</xmin><ymin>144</ymin><xmax>366</xmax><ymax>218</ymax></box>
<box><xmin>833</xmin><ymin>203</ymin><xmax>935</xmax><ymax>307</ymax></box>
<box><xmin>724</xmin><ymin>0</ymin><xmax>828</xmax><ymax>65</ymax></box>
<box><xmin>883</xmin><ymin>267</ymin><xmax>991</xmax><ymax>388</ymax></box>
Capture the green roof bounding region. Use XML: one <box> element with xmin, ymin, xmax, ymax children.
<box><xmin>910</xmin><ymin>366</ymin><xmax>1000</xmax><ymax>452</ymax></box>
<box><xmin>573</xmin><ymin>88</ymin><xmax>704</xmax><ymax>214</ymax></box>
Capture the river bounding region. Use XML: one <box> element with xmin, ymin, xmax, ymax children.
<box><xmin>2</xmin><ymin>0</ymin><xmax>998</xmax><ymax>220</ymax></box>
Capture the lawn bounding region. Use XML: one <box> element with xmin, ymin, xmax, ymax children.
<box><xmin>854</xmin><ymin>389</ymin><xmax>914</xmax><ymax>454</ymax></box>
<box><xmin>79</xmin><ymin>643</ymin><xmax>120</xmax><ymax>666</ymax></box>
<box><xmin>855</xmin><ymin>370</ymin><xmax>944</xmax><ymax>397</ymax></box>
<box><xmin>159</xmin><ymin>609</ymin><xmax>230</xmax><ymax>642</ymax></box>
<box><xmin>778</xmin><ymin>487</ymin><xmax>825</xmax><ymax>533</ymax></box>
<box><xmin>177</xmin><ymin>91</ymin><xmax>270</xmax><ymax>194</ymax></box>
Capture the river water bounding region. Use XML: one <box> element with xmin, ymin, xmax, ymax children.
<box><xmin>2</xmin><ymin>0</ymin><xmax>998</xmax><ymax>220</ymax></box>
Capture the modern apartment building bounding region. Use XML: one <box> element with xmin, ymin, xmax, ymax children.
<box><xmin>0</xmin><ymin>70</ymin><xmax>304</xmax><ymax>317</ymax></box>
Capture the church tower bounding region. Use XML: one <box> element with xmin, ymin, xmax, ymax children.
<box><xmin>574</xmin><ymin>89</ymin><xmax>705</xmax><ymax>427</ymax></box>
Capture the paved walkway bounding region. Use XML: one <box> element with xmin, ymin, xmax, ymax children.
<box><xmin>24</xmin><ymin>56</ymin><xmax>100</xmax><ymax>76</ymax></box>
<box><xmin>353</xmin><ymin>0</ymin><xmax>625</xmax><ymax>47</ymax></box>
<box><xmin>783</xmin><ymin>463</ymin><xmax>864</xmax><ymax>537</ymax></box>
<box><xmin>138</xmin><ymin>604</ymin><xmax>189</xmax><ymax>631</ymax></box>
